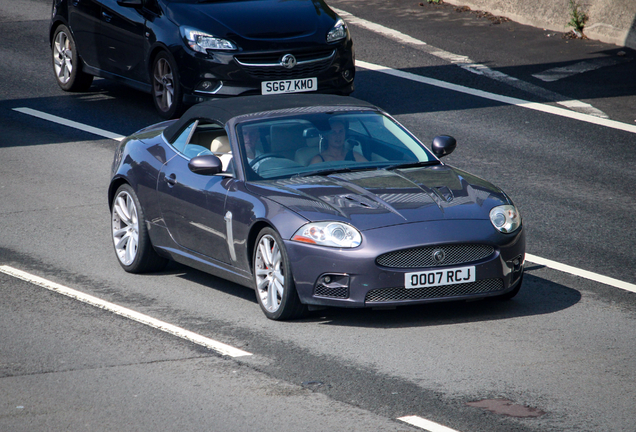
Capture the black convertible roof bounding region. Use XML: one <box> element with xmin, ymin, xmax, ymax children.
<box><xmin>163</xmin><ymin>94</ymin><xmax>377</xmax><ymax>143</ymax></box>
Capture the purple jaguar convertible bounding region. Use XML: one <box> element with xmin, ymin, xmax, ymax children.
<box><xmin>109</xmin><ymin>94</ymin><xmax>525</xmax><ymax>320</ymax></box>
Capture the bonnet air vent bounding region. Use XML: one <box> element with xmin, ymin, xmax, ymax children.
<box><xmin>343</xmin><ymin>194</ymin><xmax>379</xmax><ymax>209</ymax></box>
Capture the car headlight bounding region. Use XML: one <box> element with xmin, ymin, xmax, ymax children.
<box><xmin>489</xmin><ymin>205</ymin><xmax>522</xmax><ymax>233</ymax></box>
<box><xmin>181</xmin><ymin>26</ymin><xmax>237</xmax><ymax>53</ymax></box>
<box><xmin>292</xmin><ymin>222</ymin><xmax>361</xmax><ymax>248</ymax></box>
<box><xmin>326</xmin><ymin>18</ymin><xmax>347</xmax><ymax>43</ymax></box>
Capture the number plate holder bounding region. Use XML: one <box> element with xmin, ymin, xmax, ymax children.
<box><xmin>405</xmin><ymin>266</ymin><xmax>476</xmax><ymax>289</ymax></box>
<box><xmin>261</xmin><ymin>78</ymin><xmax>318</xmax><ymax>95</ymax></box>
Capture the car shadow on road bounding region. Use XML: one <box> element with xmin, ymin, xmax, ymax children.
<box><xmin>1</xmin><ymin>82</ymin><xmax>164</xmax><ymax>147</ymax></box>
<box><xmin>300</xmin><ymin>270</ymin><xmax>581</xmax><ymax>328</ymax></box>
<box><xmin>165</xmin><ymin>260</ymin><xmax>581</xmax><ymax>328</ymax></box>
<box><xmin>352</xmin><ymin>52</ymin><xmax>636</xmax><ymax>122</ymax></box>
<box><xmin>6</xmin><ymin>46</ymin><xmax>634</xmax><ymax>148</ymax></box>
<box><xmin>165</xmin><ymin>261</ymin><xmax>258</xmax><ymax>304</ymax></box>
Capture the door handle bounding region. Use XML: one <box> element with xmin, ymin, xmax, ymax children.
<box><xmin>165</xmin><ymin>174</ymin><xmax>177</xmax><ymax>186</ymax></box>
<box><xmin>102</xmin><ymin>11</ymin><xmax>113</xmax><ymax>22</ymax></box>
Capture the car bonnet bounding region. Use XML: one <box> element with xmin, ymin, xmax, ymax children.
<box><xmin>167</xmin><ymin>0</ymin><xmax>333</xmax><ymax>41</ymax></box>
<box><xmin>246</xmin><ymin>165</ymin><xmax>513</xmax><ymax>231</ymax></box>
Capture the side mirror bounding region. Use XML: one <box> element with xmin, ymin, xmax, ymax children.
<box><xmin>431</xmin><ymin>135</ymin><xmax>457</xmax><ymax>158</ymax></box>
<box><xmin>188</xmin><ymin>154</ymin><xmax>223</xmax><ymax>175</ymax></box>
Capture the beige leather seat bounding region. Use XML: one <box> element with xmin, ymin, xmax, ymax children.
<box><xmin>210</xmin><ymin>135</ymin><xmax>233</xmax><ymax>171</ymax></box>
<box><xmin>295</xmin><ymin>143</ymin><xmax>321</xmax><ymax>166</ymax></box>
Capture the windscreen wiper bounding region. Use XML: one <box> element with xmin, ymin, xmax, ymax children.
<box><xmin>384</xmin><ymin>160</ymin><xmax>440</xmax><ymax>170</ymax></box>
<box><xmin>295</xmin><ymin>166</ymin><xmax>377</xmax><ymax>178</ymax></box>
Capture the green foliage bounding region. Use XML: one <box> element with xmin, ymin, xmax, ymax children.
<box><xmin>567</xmin><ymin>0</ymin><xmax>589</xmax><ymax>34</ymax></box>
<box><xmin>427</xmin><ymin>0</ymin><xmax>443</xmax><ymax>4</ymax></box>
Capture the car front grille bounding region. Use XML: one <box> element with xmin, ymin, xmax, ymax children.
<box><xmin>234</xmin><ymin>50</ymin><xmax>336</xmax><ymax>80</ymax></box>
<box><xmin>365</xmin><ymin>278</ymin><xmax>503</xmax><ymax>303</ymax></box>
<box><xmin>376</xmin><ymin>244</ymin><xmax>495</xmax><ymax>269</ymax></box>
<box><xmin>314</xmin><ymin>284</ymin><xmax>349</xmax><ymax>299</ymax></box>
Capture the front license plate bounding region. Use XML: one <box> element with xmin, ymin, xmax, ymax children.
<box><xmin>261</xmin><ymin>78</ymin><xmax>317</xmax><ymax>95</ymax></box>
<box><xmin>405</xmin><ymin>266</ymin><xmax>476</xmax><ymax>289</ymax></box>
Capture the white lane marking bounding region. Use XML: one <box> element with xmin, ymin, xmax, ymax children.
<box><xmin>398</xmin><ymin>415</ymin><xmax>461</xmax><ymax>432</ymax></box>
<box><xmin>0</xmin><ymin>265</ymin><xmax>253</xmax><ymax>358</ymax></box>
<box><xmin>13</xmin><ymin>107</ymin><xmax>126</xmax><ymax>141</ymax></box>
<box><xmin>334</xmin><ymin>7</ymin><xmax>608</xmax><ymax>118</ymax></box>
<box><xmin>532</xmin><ymin>58</ymin><xmax>622</xmax><ymax>82</ymax></box>
<box><xmin>525</xmin><ymin>254</ymin><xmax>636</xmax><ymax>294</ymax></box>
<box><xmin>356</xmin><ymin>60</ymin><xmax>636</xmax><ymax>134</ymax></box>
<box><xmin>336</xmin><ymin>8</ymin><xmax>427</xmax><ymax>46</ymax></box>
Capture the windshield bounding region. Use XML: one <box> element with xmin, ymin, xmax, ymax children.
<box><xmin>237</xmin><ymin>111</ymin><xmax>437</xmax><ymax>181</ymax></box>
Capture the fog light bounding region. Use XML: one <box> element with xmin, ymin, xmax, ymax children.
<box><xmin>195</xmin><ymin>80</ymin><xmax>223</xmax><ymax>94</ymax></box>
<box><xmin>314</xmin><ymin>274</ymin><xmax>350</xmax><ymax>299</ymax></box>
<box><xmin>509</xmin><ymin>255</ymin><xmax>524</xmax><ymax>274</ymax></box>
<box><xmin>342</xmin><ymin>69</ymin><xmax>352</xmax><ymax>81</ymax></box>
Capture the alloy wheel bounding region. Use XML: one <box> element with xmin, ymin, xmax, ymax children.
<box><xmin>112</xmin><ymin>191</ymin><xmax>140</xmax><ymax>266</ymax></box>
<box><xmin>53</xmin><ymin>31</ymin><xmax>73</xmax><ymax>84</ymax></box>
<box><xmin>255</xmin><ymin>234</ymin><xmax>285</xmax><ymax>313</ymax></box>
<box><xmin>153</xmin><ymin>58</ymin><xmax>174</xmax><ymax>112</ymax></box>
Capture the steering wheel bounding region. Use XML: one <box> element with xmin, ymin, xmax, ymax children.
<box><xmin>345</xmin><ymin>137</ymin><xmax>372</xmax><ymax>160</ymax></box>
<box><xmin>345</xmin><ymin>138</ymin><xmax>361</xmax><ymax>148</ymax></box>
<box><xmin>249</xmin><ymin>153</ymin><xmax>286</xmax><ymax>168</ymax></box>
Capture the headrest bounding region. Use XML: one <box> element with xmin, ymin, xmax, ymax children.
<box><xmin>270</xmin><ymin>124</ymin><xmax>305</xmax><ymax>153</ymax></box>
<box><xmin>210</xmin><ymin>135</ymin><xmax>231</xmax><ymax>153</ymax></box>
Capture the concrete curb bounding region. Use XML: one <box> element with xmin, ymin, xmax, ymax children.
<box><xmin>442</xmin><ymin>0</ymin><xmax>636</xmax><ymax>49</ymax></box>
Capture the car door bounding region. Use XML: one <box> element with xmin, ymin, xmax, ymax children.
<box><xmin>156</xmin><ymin>123</ymin><xmax>234</xmax><ymax>264</ymax></box>
<box><xmin>96</xmin><ymin>0</ymin><xmax>147</xmax><ymax>82</ymax></box>
<box><xmin>68</xmin><ymin>0</ymin><xmax>102</xmax><ymax>68</ymax></box>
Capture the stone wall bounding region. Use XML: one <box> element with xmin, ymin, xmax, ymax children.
<box><xmin>443</xmin><ymin>0</ymin><xmax>636</xmax><ymax>48</ymax></box>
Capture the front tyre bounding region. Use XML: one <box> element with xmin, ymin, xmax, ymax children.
<box><xmin>253</xmin><ymin>228</ymin><xmax>307</xmax><ymax>320</ymax></box>
<box><xmin>152</xmin><ymin>51</ymin><xmax>184</xmax><ymax>119</ymax></box>
<box><xmin>51</xmin><ymin>25</ymin><xmax>93</xmax><ymax>92</ymax></box>
<box><xmin>111</xmin><ymin>184</ymin><xmax>168</xmax><ymax>273</ymax></box>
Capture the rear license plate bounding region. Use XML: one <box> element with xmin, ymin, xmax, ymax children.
<box><xmin>261</xmin><ymin>78</ymin><xmax>317</xmax><ymax>95</ymax></box>
<box><xmin>405</xmin><ymin>266</ymin><xmax>476</xmax><ymax>289</ymax></box>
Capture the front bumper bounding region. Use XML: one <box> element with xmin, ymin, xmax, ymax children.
<box><xmin>175</xmin><ymin>40</ymin><xmax>356</xmax><ymax>103</ymax></box>
<box><xmin>285</xmin><ymin>219</ymin><xmax>526</xmax><ymax>308</ymax></box>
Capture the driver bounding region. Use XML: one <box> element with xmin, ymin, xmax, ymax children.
<box><xmin>242</xmin><ymin>125</ymin><xmax>263</xmax><ymax>161</ymax></box>
<box><xmin>309</xmin><ymin>118</ymin><xmax>367</xmax><ymax>165</ymax></box>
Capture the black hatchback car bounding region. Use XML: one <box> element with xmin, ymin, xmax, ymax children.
<box><xmin>50</xmin><ymin>0</ymin><xmax>355</xmax><ymax>118</ymax></box>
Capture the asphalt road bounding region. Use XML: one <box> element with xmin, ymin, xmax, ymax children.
<box><xmin>1</xmin><ymin>1</ymin><xmax>635</xmax><ymax>431</ymax></box>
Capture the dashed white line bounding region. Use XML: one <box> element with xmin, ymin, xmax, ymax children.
<box><xmin>532</xmin><ymin>58</ymin><xmax>622</xmax><ymax>82</ymax></box>
<box><xmin>0</xmin><ymin>265</ymin><xmax>253</xmax><ymax>358</ymax></box>
<box><xmin>13</xmin><ymin>107</ymin><xmax>126</xmax><ymax>141</ymax></box>
<box><xmin>356</xmin><ymin>60</ymin><xmax>636</xmax><ymax>134</ymax></box>
<box><xmin>398</xmin><ymin>415</ymin><xmax>462</xmax><ymax>432</ymax></box>
<box><xmin>334</xmin><ymin>7</ymin><xmax>609</xmax><ymax>118</ymax></box>
<box><xmin>335</xmin><ymin>7</ymin><xmax>427</xmax><ymax>46</ymax></box>
<box><xmin>1</xmin><ymin>263</ymin><xmax>464</xmax><ymax>431</ymax></box>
